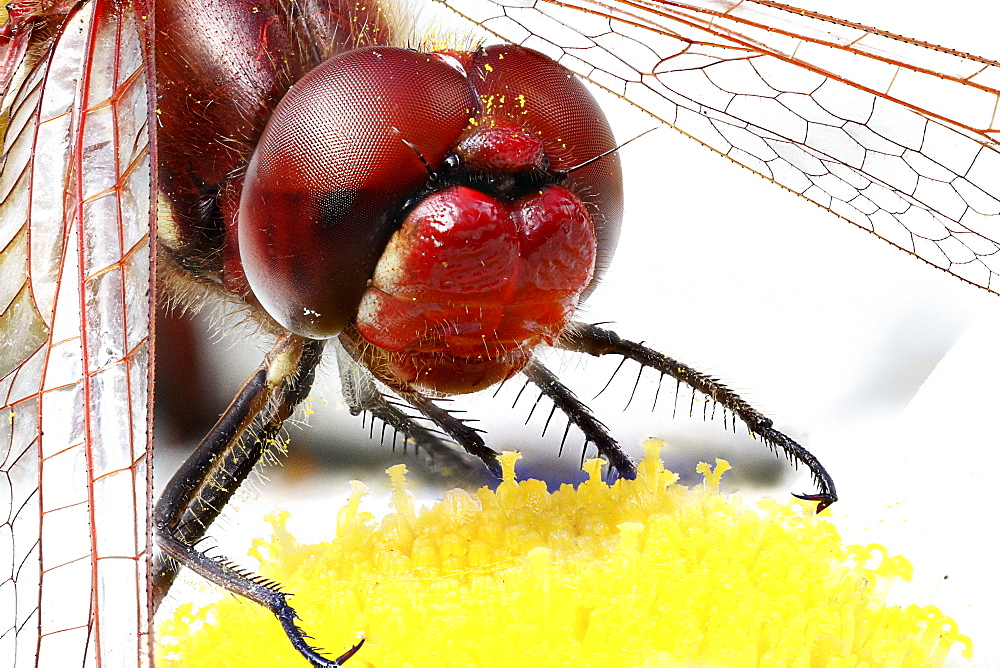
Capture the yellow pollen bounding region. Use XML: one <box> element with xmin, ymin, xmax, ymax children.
<box><xmin>156</xmin><ymin>440</ymin><xmax>973</xmax><ymax>666</ymax></box>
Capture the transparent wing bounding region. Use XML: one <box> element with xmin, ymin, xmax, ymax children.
<box><xmin>437</xmin><ymin>0</ymin><xmax>1000</xmax><ymax>292</ymax></box>
<box><xmin>0</xmin><ymin>0</ymin><xmax>153</xmax><ymax>665</ymax></box>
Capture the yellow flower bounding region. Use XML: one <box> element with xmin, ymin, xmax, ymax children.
<box><xmin>156</xmin><ymin>440</ymin><xmax>972</xmax><ymax>666</ymax></box>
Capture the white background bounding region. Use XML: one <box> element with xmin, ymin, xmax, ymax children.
<box><xmin>156</xmin><ymin>1</ymin><xmax>1000</xmax><ymax>664</ymax></box>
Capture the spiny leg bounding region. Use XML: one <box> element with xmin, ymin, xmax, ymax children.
<box><xmin>335</xmin><ymin>343</ymin><xmax>483</xmax><ymax>478</ymax></box>
<box><xmin>558</xmin><ymin>323</ymin><xmax>837</xmax><ymax>511</ymax></box>
<box><xmin>401</xmin><ymin>391</ymin><xmax>502</xmax><ymax>479</ymax></box>
<box><xmin>153</xmin><ymin>334</ymin><xmax>362</xmax><ymax>666</ymax></box>
<box><xmin>152</xmin><ymin>334</ymin><xmax>321</xmax><ymax>603</ymax></box>
<box><xmin>522</xmin><ymin>357</ymin><xmax>638</xmax><ymax>481</ymax></box>
<box><xmin>336</xmin><ymin>328</ymin><xmax>500</xmax><ymax>478</ymax></box>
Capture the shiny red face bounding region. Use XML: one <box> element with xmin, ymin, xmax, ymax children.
<box><xmin>354</xmin><ymin>181</ymin><xmax>596</xmax><ymax>394</ymax></box>
<box><xmin>236</xmin><ymin>44</ymin><xmax>623</xmax><ymax>394</ymax></box>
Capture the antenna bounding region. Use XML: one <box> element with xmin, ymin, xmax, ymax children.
<box><xmin>390</xmin><ymin>126</ymin><xmax>434</xmax><ymax>176</ymax></box>
<box><xmin>553</xmin><ymin>128</ymin><xmax>657</xmax><ymax>178</ymax></box>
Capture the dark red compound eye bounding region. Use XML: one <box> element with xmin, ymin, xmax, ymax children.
<box><xmin>238</xmin><ymin>47</ymin><xmax>477</xmax><ymax>338</ymax></box>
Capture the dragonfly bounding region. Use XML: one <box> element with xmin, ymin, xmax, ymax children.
<box><xmin>2</xmin><ymin>0</ymin><xmax>998</xmax><ymax>666</ymax></box>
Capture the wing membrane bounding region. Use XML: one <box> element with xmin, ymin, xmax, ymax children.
<box><xmin>0</xmin><ymin>0</ymin><xmax>153</xmax><ymax>665</ymax></box>
<box><xmin>437</xmin><ymin>0</ymin><xmax>1000</xmax><ymax>291</ymax></box>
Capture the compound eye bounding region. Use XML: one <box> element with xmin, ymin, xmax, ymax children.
<box><xmin>238</xmin><ymin>47</ymin><xmax>477</xmax><ymax>339</ymax></box>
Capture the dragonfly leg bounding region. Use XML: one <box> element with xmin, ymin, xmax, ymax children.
<box><xmin>337</xmin><ymin>329</ymin><xmax>502</xmax><ymax>478</ymax></box>
<box><xmin>153</xmin><ymin>333</ymin><xmax>361</xmax><ymax>666</ymax></box>
<box><xmin>400</xmin><ymin>391</ymin><xmax>502</xmax><ymax>479</ymax></box>
<box><xmin>157</xmin><ymin>531</ymin><xmax>363</xmax><ymax>667</ymax></box>
<box><xmin>557</xmin><ymin>322</ymin><xmax>838</xmax><ymax>511</ymax></box>
<box><xmin>335</xmin><ymin>343</ymin><xmax>483</xmax><ymax>478</ymax></box>
<box><xmin>521</xmin><ymin>357</ymin><xmax>638</xmax><ymax>481</ymax></box>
